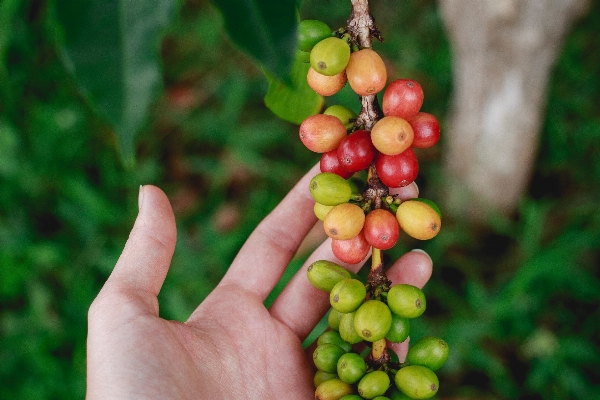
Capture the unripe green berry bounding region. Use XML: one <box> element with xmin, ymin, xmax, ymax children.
<box><xmin>324</xmin><ymin>105</ymin><xmax>357</xmax><ymax>130</ymax></box>
<box><xmin>358</xmin><ymin>370</ymin><xmax>391</xmax><ymax>399</ymax></box>
<box><xmin>328</xmin><ymin>308</ymin><xmax>345</xmax><ymax>331</ymax></box>
<box><xmin>353</xmin><ymin>300</ymin><xmax>392</xmax><ymax>342</ymax></box>
<box><xmin>339</xmin><ymin>312</ymin><xmax>363</xmax><ymax>344</ymax></box>
<box><xmin>406</xmin><ymin>336</ymin><xmax>450</xmax><ymax>371</ymax></box>
<box><xmin>307</xmin><ymin>260</ymin><xmax>351</xmax><ymax>292</ymax></box>
<box><xmin>318</xmin><ymin>330</ymin><xmax>353</xmax><ymax>353</ymax></box>
<box><xmin>340</xmin><ymin>395</ymin><xmax>363</xmax><ymax>400</ymax></box>
<box><xmin>330</xmin><ymin>278</ymin><xmax>367</xmax><ymax>313</ymax></box>
<box><xmin>313</xmin><ymin>343</ymin><xmax>347</xmax><ymax>374</ymax></box>
<box><xmin>394</xmin><ymin>365</ymin><xmax>439</xmax><ymax>399</ymax></box>
<box><xmin>298</xmin><ymin>20</ymin><xmax>331</xmax><ymax>52</ymax></box>
<box><xmin>310</xmin><ymin>172</ymin><xmax>352</xmax><ymax>206</ymax></box>
<box><xmin>310</xmin><ymin>37</ymin><xmax>351</xmax><ymax>76</ymax></box>
<box><xmin>387</xmin><ymin>284</ymin><xmax>426</xmax><ymax>319</ymax></box>
<box><xmin>386</xmin><ymin>314</ymin><xmax>410</xmax><ymax>343</ymax></box>
<box><xmin>337</xmin><ymin>352</ymin><xmax>367</xmax><ymax>384</ymax></box>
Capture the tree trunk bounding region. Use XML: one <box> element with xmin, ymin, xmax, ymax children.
<box><xmin>438</xmin><ymin>0</ymin><xmax>589</xmax><ymax>217</ymax></box>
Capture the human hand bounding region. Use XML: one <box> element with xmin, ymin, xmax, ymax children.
<box><xmin>86</xmin><ymin>164</ymin><xmax>433</xmax><ymax>399</ymax></box>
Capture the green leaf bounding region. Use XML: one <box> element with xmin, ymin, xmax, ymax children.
<box><xmin>264</xmin><ymin>60</ymin><xmax>324</xmax><ymax>125</ymax></box>
<box><xmin>211</xmin><ymin>0</ymin><xmax>298</xmax><ymax>81</ymax></box>
<box><xmin>54</xmin><ymin>0</ymin><xmax>177</xmax><ymax>167</ymax></box>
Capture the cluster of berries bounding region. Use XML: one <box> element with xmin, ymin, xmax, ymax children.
<box><xmin>294</xmin><ymin>20</ymin><xmax>448</xmax><ymax>399</ymax></box>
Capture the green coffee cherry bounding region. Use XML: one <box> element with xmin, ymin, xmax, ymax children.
<box><xmin>373</xmin><ymin>397</ymin><xmax>391</xmax><ymax>400</ymax></box>
<box><xmin>328</xmin><ymin>308</ymin><xmax>345</xmax><ymax>331</ymax></box>
<box><xmin>330</xmin><ymin>278</ymin><xmax>367</xmax><ymax>313</ymax></box>
<box><xmin>310</xmin><ymin>37</ymin><xmax>351</xmax><ymax>76</ymax></box>
<box><xmin>313</xmin><ymin>343</ymin><xmax>347</xmax><ymax>374</ymax></box>
<box><xmin>353</xmin><ymin>300</ymin><xmax>392</xmax><ymax>342</ymax></box>
<box><xmin>336</xmin><ymin>352</ymin><xmax>367</xmax><ymax>384</ymax></box>
<box><xmin>318</xmin><ymin>330</ymin><xmax>353</xmax><ymax>353</ymax></box>
<box><xmin>324</xmin><ymin>105</ymin><xmax>358</xmax><ymax>130</ymax></box>
<box><xmin>310</xmin><ymin>172</ymin><xmax>352</xmax><ymax>206</ymax></box>
<box><xmin>315</xmin><ymin>378</ymin><xmax>354</xmax><ymax>400</ymax></box>
<box><xmin>394</xmin><ymin>365</ymin><xmax>439</xmax><ymax>399</ymax></box>
<box><xmin>387</xmin><ymin>284</ymin><xmax>427</xmax><ymax>319</ymax></box>
<box><xmin>314</xmin><ymin>370</ymin><xmax>338</xmax><ymax>388</ymax></box>
<box><xmin>298</xmin><ymin>20</ymin><xmax>331</xmax><ymax>52</ymax></box>
<box><xmin>339</xmin><ymin>312</ymin><xmax>363</xmax><ymax>344</ymax></box>
<box><xmin>386</xmin><ymin>314</ymin><xmax>410</xmax><ymax>343</ymax></box>
<box><xmin>340</xmin><ymin>395</ymin><xmax>363</xmax><ymax>400</ymax></box>
<box><xmin>307</xmin><ymin>260</ymin><xmax>352</xmax><ymax>292</ymax></box>
<box><xmin>406</xmin><ymin>336</ymin><xmax>449</xmax><ymax>371</ymax></box>
<box><xmin>358</xmin><ymin>370</ymin><xmax>391</xmax><ymax>399</ymax></box>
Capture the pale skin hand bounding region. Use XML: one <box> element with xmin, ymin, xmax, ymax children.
<box><xmin>86</xmin><ymin>164</ymin><xmax>433</xmax><ymax>399</ymax></box>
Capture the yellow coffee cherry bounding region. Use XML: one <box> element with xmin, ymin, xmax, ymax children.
<box><xmin>395</xmin><ymin>200</ymin><xmax>441</xmax><ymax>240</ymax></box>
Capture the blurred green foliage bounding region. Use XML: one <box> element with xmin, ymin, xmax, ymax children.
<box><xmin>1</xmin><ymin>0</ymin><xmax>599</xmax><ymax>399</ymax></box>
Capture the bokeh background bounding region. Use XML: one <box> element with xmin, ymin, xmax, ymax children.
<box><xmin>1</xmin><ymin>0</ymin><xmax>599</xmax><ymax>398</ymax></box>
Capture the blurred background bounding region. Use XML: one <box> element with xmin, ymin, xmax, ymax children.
<box><xmin>1</xmin><ymin>0</ymin><xmax>599</xmax><ymax>399</ymax></box>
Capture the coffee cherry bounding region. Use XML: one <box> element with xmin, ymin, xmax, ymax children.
<box><xmin>321</xmin><ymin>150</ymin><xmax>354</xmax><ymax>179</ymax></box>
<box><xmin>371</xmin><ymin>116</ymin><xmax>414</xmax><ymax>155</ymax></box>
<box><xmin>331</xmin><ymin>230</ymin><xmax>370</xmax><ymax>264</ymax></box>
<box><xmin>345</xmin><ymin>48</ymin><xmax>387</xmax><ymax>96</ymax></box>
<box><xmin>310</xmin><ymin>172</ymin><xmax>352</xmax><ymax>206</ymax></box>
<box><xmin>358</xmin><ymin>370</ymin><xmax>391</xmax><ymax>399</ymax></box>
<box><xmin>310</xmin><ymin>37</ymin><xmax>351</xmax><ymax>76</ymax></box>
<box><xmin>375</xmin><ymin>148</ymin><xmax>419</xmax><ymax>188</ymax></box>
<box><xmin>314</xmin><ymin>370</ymin><xmax>339</xmax><ymax>388</ymax></box>
<box><xmin>314</xmin><ymin>202</ymin><xmax>334</xmax><ymax>221</ymax></box>
<box><xmin>339</xmin><ymin>312</ymin><xmax>363</xmax><ymax>344</ymax></box>
<box><xmin>300</xmin><ymin>114</ymin><xmax>347</xmax><ymax>153</ymax></box>
<box><xmin>363</xmin><ymin>209</ymin><xmax>400</xmax><ymax>250</ymax></box>
<box><xmin>382</xmin><ymin>79</ymin><xmax>424</xmax><ymax>119</ymax></box>
<box><xmin>394</xmin><ymin>365</ymin><xmax>439</xmax><ymax>399</ymax></box>
<box><xmin>395</xmin><ymin>200</ymin><xmax>441</xmax><ymax>240</ymax></box>
<box><xmin>315</xmin><ymin>378</ymin><xmax>354</xmax><ymax>400</ymax></box>
<box><xmin>386</xmin><ymin>313</ymin><xmax>410</xmax><ymax>343</ymax></box>
<box><xmin>330</xmin><ymin>278</ymin><xmax>367</xmax><ymax>313</ymax></box>
<box><xmin>340</xmin><ymin>396</ymin><xmax>363</xmax><ymax>400</ymax></box>
<box><xmin>407</xmin><ymin>112</ymin><xmax>440</xmax><ymax>148</ymax></box>
<box><xmin>323</xmin><ymin>203</ymin><xmax>366</xmax><ymax>240</ymax></box>
<box><xmin>353</xmin><ymin>300</ymin><xmax>392</xmax><ymax>342</ymax></box>
<box><xmin>308</xmin><ymin>67</ymin><xmax>347</xmax><ymax>96</ymax></box>
<box><xmin>406</xmin><ymin>336</ymin><xmax>449</xmax><ymax>371</ymax></box>
<box><xmin>337</xmin><ymin>130</ymin><xmax>377</xmax><ymax>172</ymax></box>
<box><xmin>328</xmin><ymin>308</ymin><xmax>345</xmax><ymax>331</ymax></box>
<box><xmin>324</xmin><ymin>105</ymin><xmax>357</xmax><ymax>130</ymax></box>
<box><xmin>337</xmin><ymin>352</ymin><xmax>367</xmax><ymax>384</ymax></box>
<box><xmin>387</xmin><ymin>284</ymin><xmax>426</xmax><ymax>319</ymax></box>
<box><xmin>298</xmin><ymin>20</ymin><xmax>331</xmax><ymax>52</ymax></box>
<box><xmin>318</xmin><ymin>330</ymin><xmax>353</xmax><ymax>353</ymax></box>
<box><xmin>314</xmin><ymin>343</ymin><xmax>348</xmax><ymax>373</ymax></box>
<box><xmin>307</xmin><ymin>260</ymin><xmax>352</xmax><ymax>292</ymax></box>
<box><xmin>373</xmin><ymin>397</ymin><xmax>391</xmax><ymax>400</ymax></box>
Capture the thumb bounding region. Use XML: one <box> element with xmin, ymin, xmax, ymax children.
<box><xmin>105</xmin><ymin>185</ymin><xmax>177</xmax><ymax>301</ymax></box>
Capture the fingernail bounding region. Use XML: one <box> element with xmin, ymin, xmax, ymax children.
<box><xmin>410</xmin><ymin>248</ymin><xmax>432</xmax><ymax>262</ymax></box>
<box><xmin>138</xmin><ymin>185</ymin><xmax>145</xmax><ymax>211</ymax></box>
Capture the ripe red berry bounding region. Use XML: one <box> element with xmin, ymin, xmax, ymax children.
<box><xmin>375</xmin><ymin>148</ymin><xmax>419</xmax><ymax>188</ymax></box>
<box><xmin>337</xmin><ymin>130</ymin><xmax>377</xmax><ymax>172</ymax></box>
<box><xmin>382</xmin><ymin>79</ymin><xmax>424</xmax><ymax>119</ymax></box>
<box><xmin>331</xmin><ymin>230</ymin><xmax>370</xmax><ymax>264</ymax></box>
<box><xmin>408</xmin><ymin>112</ymin><xmax>440</xmax><ymax>148</ymax></box>
<box><xmin>363</xmin><ymin>209</ymin><xmax>400</xmax><ymax>250</ymax></box>
<box><xmin>320</xmin><ymin>150</ymin><xmax>354</xmax><ymax>179</ymax></box>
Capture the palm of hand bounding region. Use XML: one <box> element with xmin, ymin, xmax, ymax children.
<box><xmin>86</xmin><ymin>168</ymin><xmax>431</xmax><ymax>399</ymax></box>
